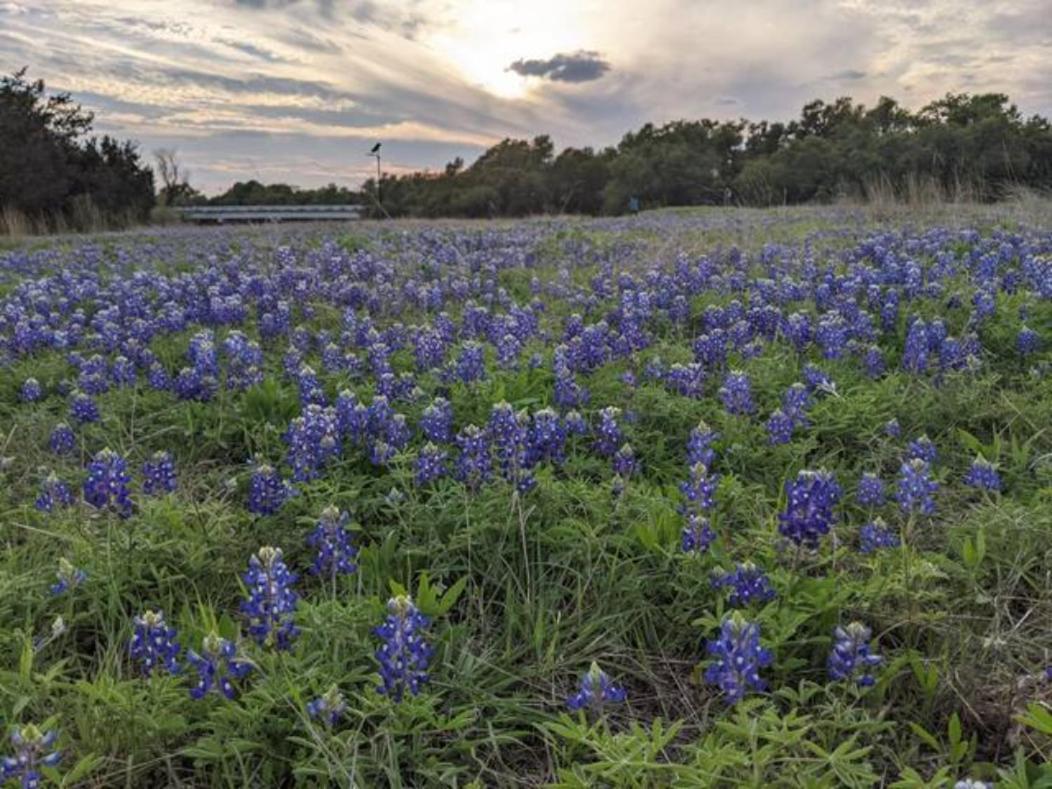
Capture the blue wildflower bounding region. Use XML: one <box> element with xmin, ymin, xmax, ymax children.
<box><xmin>712</xmin><ymin>563</ymin><xmax>776</xmax><ymax>607</ymax></box>
<box><xmin>142</xmin><ymin>451</ymin><xmax>177</xmax><ymax>495</ymax></box>
<box><xmin>856</xmin><ymin>473</ymin><xmax>886</xmax><ymax>507</ymax></box>
<box><xmin>964</xmin><ymin>457</ymin><xmax>1002</xmax><ymax>492</ymax></box>
<box><xmin>704</xmin><ymin>613</ymin><xmax>772</xmax><ymax>704</ymax></box>
<box><xmin>35</xmin><ymin>473</ymin><xmax>74</xmax><ymax>512</ymax></box>
<box><xmin>49</xmin><ymin>423</ymin><xmax>75</xmax><ymax>455</ymax></box>
<box><xmin>828</xmin><ymin>622</ymin><xmax>882</xmax><ymax>687</ymax></box>
<box><xmin>307</xmin><ymin>506</ymin><xmax>357</xmax><ymax>580</ymax></box>
<box><xmin>129</xmin><ymin>609</ymin><xmax>181</xmax><ymax>676</ymax></box>
<box><xmin>778</xmin><ymin>470</ymin><xmax>841</xmax><ymax>548</ymax></box>
<box><xmin>566</xmin><ymin>662</ymin><xmax>627</xmax><ymax>712</ymax></box>
<box><xmin>718</xmin><ymin>370</ymin><xmax>755</xmax><ymax>416</ymax></box>
<box><xmin>593</xmin><ymin>406</ymin><xmax>623</xmax><ymax>457</ymax></box>
<box><xmin>907</xmin><ymin>436</ymin><xmax>938</xmax><ymax>464</ymax></box>
<box><xmin>83</xmin><ymin>448</ymin><xmax>132</xmax><ymax>518</ymax></box>
<box><xmin>1017</xmin><ymin>326</ymin><xmax>1040</xmax><ymax>356</ymax></box>
<box><xmin>415</xmin><ymin>442</ymin><xmax>448</xmax><ymax>486</ymax></box>
<box><xmin>1</xmin><ymin>724</ymin><xmax>61</xmax><ymax>789</ymax></box>
<box><xmin>187</xmin><ymin>632</ymin><xmax>252</xmax><ymax>700</ymax></box>
<box><xmin>686</xmin><ymin>421</ymin><xmax>718</xmax><ymax>467</ymax></box>
<box><xmin>420</xmin><ymin>397</ymin><xmax>454</xmax><ymax>444</ymax></box>
<box><xmin>859</xmin><ymin>519</ymin><xmax>900</xmax><ymax>553</ymax></box>
<box><xmin>454</xmin><ymin>424</ymin><xmax>492</xmax><ymax>490</ymax></box>
<box><xmin>247</xmin><ymin>463</ymin><xmax>294</xmax><ymax>516</ymax></box>
<box><xmin>20</xmin><ymin>378</ymin><xmax>43</xmax><ymax>402</ymax></box>
<box><xmin>681</xmin><ymin>515</ymin><xmax>715</xmax><ymax>555</ymax></box>
<box><xmin>374</xmin><ymin>595</ymin><xmax>433</xmax><ymax>702</ymax></box>
<box><xmin>896</xmin><ymin>459</ymin><xmax>938</xmax><ymax>516</ymax></box>
<box><xmin>307</xmin><ymin>685</ymin><xmax>348</xmax><ymax>727</ymax></box>
<box><xmin>69</xmin><ymin>392</ymin><xmax>99</xmax><ymax>424</ymax></box>
<box><xmin>241</xmin><ymin>546</ymin><xmax>299</xmax><ymax>650</ymax></box>
<box><xmin>50</xmin><ymin>558</ymin><xmax>86</xmax><ymax>596</ymax></box>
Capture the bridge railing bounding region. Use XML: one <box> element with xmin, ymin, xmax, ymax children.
<box><xmin>176</xmin><ymin>205</ymin><xmax>365</xmax><ymax>223</ymax></box>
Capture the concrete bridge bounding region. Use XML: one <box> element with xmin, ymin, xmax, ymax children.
<box><xmin>177</xmin><ymin>205</ymin><xmax>365</xmax><ymax>224</ymax></box>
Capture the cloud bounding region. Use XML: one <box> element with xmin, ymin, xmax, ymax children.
<box><xmin>507</xmin><ymin>51</ymin><xmax>611</xmax><ymax>83</ymax></box>
<box><xmin>829</xmin><ymin>69</ymin><xmax>867</xmax><ymax>81</ymax></box>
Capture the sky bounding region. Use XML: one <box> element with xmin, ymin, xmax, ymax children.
<box><xmin>2</xmin><ymin>0</ymin><xmax>1049</xmax><ymax>194</ymax></box>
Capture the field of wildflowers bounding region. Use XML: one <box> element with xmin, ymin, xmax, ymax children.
<box><xmin>1</xmin><ymin>207</ymin><xmax>1051</xmax><ymax>787</ymax></box>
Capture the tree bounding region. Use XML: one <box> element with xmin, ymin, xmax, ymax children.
<box><xmin>154</xmin><ymin>149</ymin><xmax>201</xmax><ymax>206</ymax></box>
<box><xmin>0</xmin><ymin>68</ymin><xmax>154</xmax><ymax>224</ymax></box>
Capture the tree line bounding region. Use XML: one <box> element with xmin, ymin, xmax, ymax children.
<box><xmin>363</xmin><ymin>94</ymin><xmax>1052</xmax><ymax>217</ymax></box>
<box><xmin>4</xmin><ymin>66</ymin><xmax>1051</xmax><ymax>228</ymax></box>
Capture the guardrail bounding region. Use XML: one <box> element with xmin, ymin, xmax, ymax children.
<box><xmin>177</xmin><ymin>205</ymin><xmax>365</xmax><ymax>223</ymax></box>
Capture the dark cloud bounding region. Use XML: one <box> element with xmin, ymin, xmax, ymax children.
<box><xmin>507</xmin><ymin>51</ymin><xmax>610</xmax><ymax>83</ymax></box>
<box><xmin>829</xmin><ymin>69</ymin><xmax>866</xmax><ymax>81</ymax></box>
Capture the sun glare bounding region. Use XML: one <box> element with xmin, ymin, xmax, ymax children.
<box><xmin>426</xmin><ymin>0</ymin><xmax>587</xmax><ymax>100</ymax></box>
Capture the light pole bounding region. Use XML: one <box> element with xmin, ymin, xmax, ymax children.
<box><xmin>367</xmin><ymin>142</ymin><xmax>382</xmax><ymax>212</ymax></box>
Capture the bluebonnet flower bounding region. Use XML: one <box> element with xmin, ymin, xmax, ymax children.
<box><xmin>679</xmin><ymin>462</ymin><xmax>719</xmax><ymax>512</ymax></box>
<box><xmin>2</xmin><ymin>724</ymin><xmax>61</xmax><ymax>788</ymax></box>
<box><xmin>681</xmin><ymin>515</ymin><xmax>715</xmax><ymax>554</ymax></box>
<box><xmin>782</xmin><ymin>311</ymin><xmax>812</xmax><ymax>351</ymax></box>
<box><xmin>147</xmin><ymin>363</ymin><xmax>170</xmax><ymax>391</ymax></box>
<box><xmin>802</xmin><ymin>364</ymin><xmax>833</xmax><ymax>393</ymax></box>
<box><xmin>35</xmin><ymin>473</ymin><xmax>73</xmax><ymax>512</ymax></box>
<box><xmin>612</xmin><ymin>443</ymin><xmax>636</xmax><ymax>479</ymax></box>
<box><xmin>415</xmin><ymin>442</ymin><xmax>449</xmax><ymax>486</ymax></box>
<box><xmin>766</xmin><ymin>409</ymin><xmax>795</xmax><ymax>445</ymax></box>
<box><xmin>20</xmin><ymin>378</ymin><xmax>43</xmax><ymax>402</ymax></box>
<box><xmin>828</xmin><ymin>622</ymin><xmax>882</xmax><ymax>687</ymax></box>
<box><xmin>187</xmin><ymin>632</ymin><xmax>252</xmax><ymax>700</ymax></box>
<box><xmin>527</xmin><ymin>407</ymin><xmax>567</xmax><ymax>466</ymax></box>
<box><xmin>420</xmin><ymin>397</ymin><xmax>454</xmax><ymax>444</ymax></box>
<box><xmin>718</xmin><ymin>370</ymin><xmax>755</xmax><ymax>416</ymax></box>
<box><xmin>884</xmin><ymin>418</ymin><xmax>901</xmax><ymax>439</ymax></box>
<box><xmin>778</xmin><ymin>470</ymin><xmax>841</xmax><ymax>548</ymax></box>
<box><xmin>284</xmin><ymin>405</ymin><xmax>340</xmax><ymax>482</ymax></box>
<box><xmin>816</xmin><ymin>314</ymin><xmax>849</xmax><ymax>359</ymax></box>
<box><xmin>564</xmin><ymin>410</ymin><xmax>587</xmax><ymax>435</ymax></box>
<box><xmin>859</xmin><ymin>519</ymin><xmax>900</xmax><ymax>553</ymax></box>
<box><xmin>455</xmin><ymin>341</ymin><xmax>486</xmax><ymax>383</ymax></box>
<box><xmin>307</xmin><ymin>506</ymin><xmax>357</xmax><ymax>579</ymax></box>
<box><xmin>49</xmin><ymin>423</ymin><xmax>75</xmax><ymax>455</ymax></box>
<box><xmin>862</xmin><ymin>345</ymin><xmax>886</xmax><ymax>378</ymax></box>
<box><xmin>686</xmin><ymin>421</ymin><xmax>718</xmax><ymax>467</ymax></box>
<box><xmin>83</xmin><ymin>448</ymin><xmax>132</xmax><ymax>518</ymax></box>
<box><xmin>241</xmin><ymin>546</ymin><xmax>299</xmax><ymax>650</ymax></box>
<box><xmin>566</xmin><ymin>662</ymin><xmax>627</xmax><ymax>712</ymax></box>
<box><xmin>488</xmin><ymin>402</ymin><xmax>534</xmax><ymax>493</ymax></box>
<box><xmin>704</xmin><ymin>613</ymin><xmax>772</xmax><ymax>704</ymax></box>
<box><xmin>141</xmin><ymin>451</ymin><xmax>177</xmax><ymax>495</ymax></box>
<box><xmin>374</xmin><ymin>595</ymin><xmax>433</xmax><ymax>702</ymax></box>
<box><xmin>712</xmin><ymin>563</ymin><xmax>776</xmax><ymax>607</ymax></box>
<box><xmin>50</xmin><ymin>558</ymin><xmax>86</xmax><ymax>596</ymax></box>
<box><xmin>593</xmin><ymin>406</ymin><xmax>623</xmax><ymax>457</ymax></box>
<box><xmin>902</xmin><ymin>318</ymin><xmax>929</xmax><ymax>374</ymax></box>
<box><xmin>1017</xmin><ymin>326</ymin><xmax>1040</xmax><ymax>356</ymax></box>
<box><xmin>907</xmin><ymin>436</ymin><xmax>938</xmax><ymax>464</ymax></box>
<box><xmin>247</xmin><ymin>463</ymin><xmax>294</xmax><ymax>516</ymax></box>
<box><xmin>454</xmin><ymin>425</ymin><xmax>492</xmax><ymax>490</ymax></box>
<box><xmin>69</xmin><ymin>392</ymin><xmax>99</xmax><ymax>424</ymax></box>
<box><xmin>964</xmin><ymin>457</ymin><xmax>1002</xmax><ymax>492</ymax></box>
<box><xmin>296</xmin><ymin>365</ymin><xmax>326</xmax><ymax>407</ymax></box>
<box><xmin>307</xmin><ymin>685</ymin><xmax>348</xmax><ymax>727</ymax></box>
<box><xmin>856</xmin><ymin>473</ymin><xmax>886</xmax><ymax>508</ymax></box>
<box><xmin>954</xmin><ymin>781</ymin><xmax>992</xmax><ymax>789</ymax></box>
<box><xmin>781</xmin><ymin>383</ymin><xmax>811</xmax><ymax>422</ymax></box>
<box><xmin>129</xmin><ymin>609</ymin><xmax>181</xmax><ymax>676</ymax></box>
<box><xmin>896</xmin><ymin>459</ymin><xmax>938</xmax><ymax>516</ymax></box>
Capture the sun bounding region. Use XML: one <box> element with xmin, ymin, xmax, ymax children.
<box><xmin>425</xmin><ymin>0</ymin><xmax>587</xmax><ymax>100</ymax></box>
